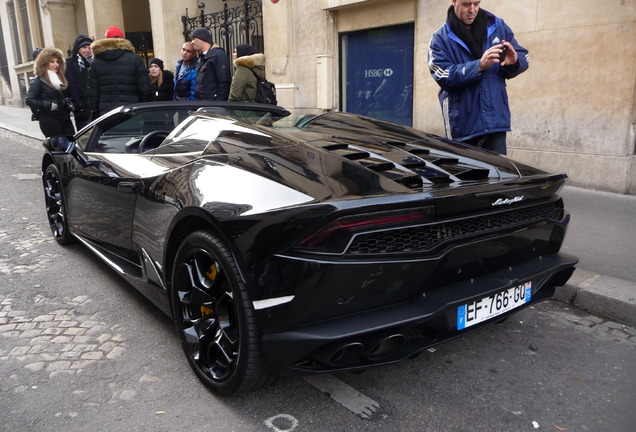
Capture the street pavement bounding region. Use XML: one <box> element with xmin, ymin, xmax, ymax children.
<box><xmin>0</xmin><ymin>103</ymin><xmax>634</xmax><ymax>327</ymax></box>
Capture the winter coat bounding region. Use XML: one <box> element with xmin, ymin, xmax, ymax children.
<box><xmin>194</xmin><ymin>45</ymin><xmax>231</xmax><ymax>101</ymax></box>
<box><xmin>174</xmin><ymin>60</ymin><xmax>197</xmax><ymax>100</ymax></box>
<box><xmin>150</xmin><ymin>70</ymin><xmax>175</xmax><ymax>101</ymax></box>
<box><xmin>64</xmin><ymin>35</ymin><xmax>92</xmax><ymax>112</ymax></box>
<box><xmin>88</xmin><ymin>38</ymin><xmax>152</xmax><ymax>114</ymax></box>
<box><xmin>26</xmin><ymin>47</ymin><xmax>75</xmax><ymax>137</ymax></box>
<box><xmin>427</xmin><ymin>9</ymin><xmax>529</xmax><ymax>141</ymax></box>
<box><xmin>26</xmin><ymin>47</ymin><xmax>72</xmax><ymax>122</ymax></box>
<box><xmin>229</xmin><ymin>53</ymin><xmax>266</xmax><ymax>102</ymax></box>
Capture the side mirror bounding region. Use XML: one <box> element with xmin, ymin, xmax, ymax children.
<box><xmin>43</xmin><ymin>136</ymin><xmax>75</xmax><ymax>153</ymax></box>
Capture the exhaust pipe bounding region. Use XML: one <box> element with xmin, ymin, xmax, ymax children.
<box><xmin>365</xmin><ymin>333</ymin><xmax>405</xmax><ymax>361</ymax></box>
<box><xmin>312</xmin><ymin>342</ymin><xmax>364</xmax><ymax>367</ymax></box>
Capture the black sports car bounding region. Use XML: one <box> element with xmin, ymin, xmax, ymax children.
<box><xmin>41</xmin><ymin>101</ymin><xmax>578</xmax><ymax>395</ymax></box>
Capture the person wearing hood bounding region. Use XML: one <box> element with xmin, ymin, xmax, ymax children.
<box><xmin>65</xmin><ymin>34</ymin><xmax>93</xmax><ymax>130</ymax></box>
<box><xmin>26</xmin><ymin>47</ymin><xmax>75</xmax><ymax>137</ymax></box>
<box><xmin>88</xmin><ymin>26</ymin><xmax>151</xmax><ymax>117</ymax></box>
<box><xmin>148</xmin><ymin>58</ymin><xmax>174</xmax><ymax>101</ymax></box>
<box><xmin>229</xmin><ymin>43</ymin><xmax>266</xmax><ymax>103</ymax></box>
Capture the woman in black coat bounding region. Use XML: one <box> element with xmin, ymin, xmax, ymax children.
<box><xmin>148</xmin><ymin>58</ymin><xmax>174</xmax><ymax>101</ymax></box>
<box><xmin>26</xmin><ymin>47</ymin><xmax>75</xmax><ymax>137</ymax></box>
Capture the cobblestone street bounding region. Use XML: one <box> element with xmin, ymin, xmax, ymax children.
<box><xmin>1</xmin><ymin>294</ymin><xmax>126</xmax><ymax>381</ymax></box>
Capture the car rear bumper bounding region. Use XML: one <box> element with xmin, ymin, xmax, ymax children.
<box><xmin>261</xmin><ymin>252</ymin><xmax>578</xmax><ymax>375</ymax></box>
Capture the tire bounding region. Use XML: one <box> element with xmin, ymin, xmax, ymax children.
<box><xmin>42</xmin><ymin>164</ymin><xmax>75</xmax><ymax>245</ymax></box>
<box><xmin>171</xmin><ymin>230</ymin><xmax>269</xmax><ymax>395</ymax></box>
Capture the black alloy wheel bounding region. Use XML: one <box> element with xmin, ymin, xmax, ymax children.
<box><xmin>42</xmin><ymin>164</ymin><xmax>74</xmax><ymax>245</ymax></box>
<box><xmin>171</xmin><ymin>230</ymin><xmax>268</xmax><ymax>395</ymax></box>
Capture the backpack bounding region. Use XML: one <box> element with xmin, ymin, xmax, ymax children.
<box><xmin>251</xmin><ymin>69</ymin><xmax>277</xmax><ymax>105</ymax></box>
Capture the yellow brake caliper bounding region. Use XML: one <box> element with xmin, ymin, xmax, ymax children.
<box><xmin>200</xmin><ymin>263</ymin><xmax>217</xmax><ymax>316</ymax></box>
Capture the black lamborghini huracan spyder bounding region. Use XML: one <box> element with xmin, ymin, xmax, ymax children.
<box><xmin>41</xmin><ymin>101</ymin><xmax>577</xmax><ymax>395</ymax></box>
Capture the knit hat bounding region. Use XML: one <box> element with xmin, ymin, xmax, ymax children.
<box><xmin>32</xmin><ymin>47</ymin><xmax>43</xmax><ymax>60</ymax></box>
<box><xmin>105</xmin><ymin>26</ymin><xmax>124</xmax><ymax>38</ymax></box>
<box><xmin>148</xmin><ymin>58</ymin><xmax>164</xmax><ymax>70</ymax></box>
<box><xmin>235</xmin><ymin>43</ymin><xmax>257</xmax><ymax>58</ymax></box>
<box><xmin>72</xmin><ymin>34</ymin><xmax>93</xmax><ymax>54</ymax></box>
<box><xmin>191</xmin><ymin>28</ymin><xmax>212</xmax><ymax>44</ymax></box>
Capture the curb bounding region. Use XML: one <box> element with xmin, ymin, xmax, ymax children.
<box><xmin>554</xmin><ymin>268</ymin><xmax>636</xmax><ymax>328</ymax></box>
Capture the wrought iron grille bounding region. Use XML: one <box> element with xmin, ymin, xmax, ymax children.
<box><xmin>182</xmin><ymin>0</ymin><xmax>264</xmax><ymax>61</ymax></box>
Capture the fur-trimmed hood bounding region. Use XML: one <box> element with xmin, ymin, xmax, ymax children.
<box><xmin>34</xmin><ymin>47</ymin><xmax>66</xmax><ymax>77</ymax></box>
<box><xmin>33</xmin><ymin>47</ymin><xmax>67</xmax><ymax>89</ymax></box>
<box><xmin>90</xmin><ymin>37</ymin><xmax>135</xmax><ymax>59</ymax></box>
<box><xmin>233</xmin><ymin>53</ymin><xmax>266</xmax><ymax>69</ymax></box>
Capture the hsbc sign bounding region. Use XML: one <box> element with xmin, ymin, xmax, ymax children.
<box><xmin>364</xmin><ymin>68</ymin><xmax>394</xmax><ymax>78</ymax></box>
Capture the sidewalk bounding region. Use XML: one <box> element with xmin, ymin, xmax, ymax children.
<box><xmin>1</xmin><ymin>103</ymin><xmax>634</xmax><ymax>327</ymax></box>
<box><xmin>0</xmin><ymin>103</ymin><xmax>45</xmax><ymax>140</ymax></box>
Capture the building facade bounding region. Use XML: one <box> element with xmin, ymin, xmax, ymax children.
<box><xmin>1</xmin><ymin>0</ymin><xmax>635</xmax><ymax>193</ymax></box>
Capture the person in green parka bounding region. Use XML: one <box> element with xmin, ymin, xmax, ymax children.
<box><xmin>229</xmin><ymin>43</ymin><xmax>266</xmax><ymax>102</ymax></box>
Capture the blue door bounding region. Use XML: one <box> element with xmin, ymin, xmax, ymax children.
<box><xmin>341</xmin><ymin>24</ymin><xmax>414</xmax><ymax>126</ymax></box>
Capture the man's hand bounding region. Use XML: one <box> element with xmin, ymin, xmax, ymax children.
<box><xmin>479</xmin><ymin>41</ymin><xmax>518</xmax><ymax>71</ymax></box>
<box><xmin>500</xmin><ymin>41</ymin><xmax>518</xmax><ymax>66</ymax></box>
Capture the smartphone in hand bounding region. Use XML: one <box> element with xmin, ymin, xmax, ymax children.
<box><xmin>499</xmin><ymin>44</ymin><xmax>508</xmax><ymax>62</ymax></box>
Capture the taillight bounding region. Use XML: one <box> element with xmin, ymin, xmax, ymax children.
<box><xmin>297</xmin><ymin>208</ymin><xmax>433</xmax><ymax>253</ymax></box>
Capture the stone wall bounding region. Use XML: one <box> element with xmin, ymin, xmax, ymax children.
<box><xmin>264</xmin><ymin>0</ymin><xmax>636</xmax><ymax>193</ymax></box>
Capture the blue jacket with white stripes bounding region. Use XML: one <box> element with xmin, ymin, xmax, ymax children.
<box><xmin>427</xmin><ymin>9</ymin><xmax>528</xmax><ymax>142</ymax></box>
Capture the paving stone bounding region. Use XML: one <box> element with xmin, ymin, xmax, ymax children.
<box><xmin>59</xmin><ymin>320</ymin><xmax>79</xmax><ymax>328</ymax></box>
<box><xmin>9</xmin><ymin>346</ymin><xmax>30</xmax><ymax>356</ymax></box>
<box><xmin>71</xmin><ymin>360</ymin><xmax>96</xmax><ymax>370</ymax></box>
<box><xmin>24</xmin><ymin>362</ymin><xmax>46</xmax><ymax>371</ymax></box>
<box><xmin>99</xmin><ymin>341</ymin><xmax>118</xmax><ymax>352</ymax></box>
<box><xmin>20</xmin><ymin>330</ymin><xmax>42</xmax><ymax>338</ymax></box>
<box><xmin>98</xmin><ymin>333</ymin><xmax>113</xmax><ymax>343</ymax></box>
<box><xmin>80</xmin><ymin>351</ymin><xmax>104</xmax><ymax>361</ymax></box>
<box><xmin>41</xmin><ymin>353</ymin><xmax>60</xmax><ymax>361</ymax></box>
<box><xmin>49</xmin><ymin>370</ymin><xmax>75</xmax><ymax>379</ymax></box>
<box><xmin>46</xmin><ymin>361</ymin><xmax>71</xmax><ymax>372</ymax></box>
<box><xmin>73</xmin><ymin>335</ymin><xmax>91</xmax><ymax>344</ymax></box>
<box><xmin>0</xmin><ymin>324</ymin><xmax>17</xmax><ymax>332</ymax></box>
<box><xmin>107</xmin><ymin>346</ymin><xmax>126</xmax><ymax>360</ymax></box>
<box><xmin>59</xmin><ymin>351</ymin><xmax>81</xmax><ymax>360</ymax></box>
<box><xmin>51</xmin><ymin>335</ymin><xmax>73</xmax><ymax>344</ymax></box>
<box><xmin>64</xmin><ymin>327</ymin><xmax>87</xmax><ymax>336</ymax></box>
<box><xmin>28</xmin><ymin>345</ymin><xmax>48</xmax><ymax>354</ymax></box>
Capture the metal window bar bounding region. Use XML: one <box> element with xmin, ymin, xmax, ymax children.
<box><xmin>182</xmin><ymin>0</ymin><xmax>263</xmax><ymax>65</ymax></box>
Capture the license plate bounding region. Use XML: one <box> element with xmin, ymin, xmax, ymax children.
<box><xmin>457</xmin><ymin>282</ymin><xmax>532</xmax><ymax>330</ymax></box>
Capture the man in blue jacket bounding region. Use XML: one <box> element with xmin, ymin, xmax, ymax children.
<box><xmin>428</xmin><ymin>1</ymin><xmax>528</xmax><ymax>154</ymax></box>
<box><xmin>191</xmin><ymin>28</ymin><xmax>231</xmax><ymax>101</ymax></box>
<box><xmin>174</xmin><ymin>42</ymin><xmax>197</xmax><ymax>101</ymax></box>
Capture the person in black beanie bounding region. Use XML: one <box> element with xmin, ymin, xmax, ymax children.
<box><xmin>190</xmin><ymin>27</ymin><xmax>231</xmax><ymax>101</ymax></box>
<box><xmin>65</xmin><ymin>34</ymin><xmax>93</xmax><ymax>130</ymax></box>
<box><xmin>148</xmin><ymin>58</ymin><xmax>174</xmax><ymax>101</ymax></box>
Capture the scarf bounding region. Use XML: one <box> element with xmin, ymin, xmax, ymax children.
<box><xmin>47</xmin><ymin>69</ymin><xmax>63</xmax><ymax>90</ymax></box>
<box><xmin>447</xmin><ymin>6</ymin><xmax>487</xmax><ymax>60</ymax></box>
<box><xmin>77</xmin><ymin>54</ymin><xmax>90</xmax><ymax>72</ymax></box>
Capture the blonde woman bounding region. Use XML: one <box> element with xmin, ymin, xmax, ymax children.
<box><xmin>26</xmin><ymin>47</ymin><xmax>75</xmax><ymax>137</ymax></box>
<box><xmin>148</xmin><ymin>58</ymin><xmax>174</xmax><ymax>101</ymax></box>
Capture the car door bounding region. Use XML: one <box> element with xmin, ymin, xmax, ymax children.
<box><xmin>65</xmin><ymin>110</ymin><xmax>177</xmax><ymax>253</ymax></box>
